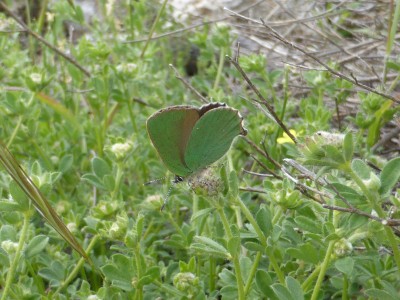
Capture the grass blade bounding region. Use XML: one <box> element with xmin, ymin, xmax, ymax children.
<box><xmin>0</xmin><ymin>142</ymin><xmax>88</xmax><ymax>260</ymax></box>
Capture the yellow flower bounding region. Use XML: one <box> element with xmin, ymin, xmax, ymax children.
<box><xmin>277</xmin><ymin>130</ymin><xmax>297</xmax><ymax>144</ymax></box>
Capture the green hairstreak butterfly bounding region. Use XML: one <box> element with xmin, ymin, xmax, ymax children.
<box><xmin>147</xmin><ymin>102</ymin><xmax>247</xmax><ymax>179</ymax></box>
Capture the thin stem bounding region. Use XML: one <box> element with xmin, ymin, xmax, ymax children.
<box><xmin>244</xmin><ymin>252</ymin><xmax>262</xmax><ymax>295</ymax></box>
<box><xmin>169</xmin><ymin>64</ymin><xmax>208</xmax><ymax>103</ymax></box>
<box><xmin>126</xmin><ymin>97</ymin><xmax>138</xmax><ymax>134</ymax></box>
<box><xmin>53</xmin><ymin>234</ymin><xmax>100</xmax><ymax>297</ymax></box>
<box><xmin>301</xmin><ymin>264</ymin><xmax>321</xmax><ymax>292</ymax></box>
<box><xmin>235</xmin><ymin>197</ymin><xmax>285</xmax><ymax>284</ymax></box>
<box><xmin>7</xmin><ymin>116</ymin><xmax>23</xmax><ymax>147</ymax></box>
<box><xmin>112</xmin><ymin>162</ymin><xmax>124</xmax><ymax>200</ymax></box>
<box><xmin>383</xmin><ymin>0</ymin><xmax>400</xmax><ymax>82</ymax></box>
<box><xmin>310</xmin><ymin>240</ymin><xmax>336</xmax><ymax>300</ymax></box>
<box><xmin>1</xmin><ymin>211</ymin><xmax>31</xmax><ymax>300</ymax></box>
<box><xmin>216</xmin><ymin>207</ymin><xmax>245</xmax><ymax>300</ymax></box>
<box><xmin>213</xmin><ymin>48</ymin><xmax>225</xmax><ymax>92</ymax></box>
<box><xmin>348</xmin><ymin>168</ymin><xmax>400</xmax><ymax>272</ymax></box>
<box><xmin>167</xmin><ymin>212</ymin><xmax>185</xmax><ymax>237</ymax></box>
<box><xmin>140</xmin><ymin>0</ymin><xmax>168</xmax><ymax>58</ymax></box>
<box><xmin>342</xmin><ymin>274</ymin><xmax>349</xmax><ymax>300</ymax></box>
<box><xmin>37</xmin><ymin>0</ymin><xmax>49</xmax><ymax>35</ymax></box>
<box><xmin>271</xmin><ymin>206</ymin><xmax>283</xmax><ymax>225</ymax></box>
<box><xmin>24</xmin><ymin>0</ymin><xmax>34</xmax><ymax>63</ymax></box>
<box><xmin>133</xmin><ymin>243</ymin><xmax>144</xmax><ymax>300</ymax></box>
<box><xmin>227</xmin><ymin>56</ymin><xmax>298</xmax><ymax>143</ymax></box>
<box><xmin>209</xmin><ymin>256</ymin><xmax>216</xmax><ymax>292</ymax></box>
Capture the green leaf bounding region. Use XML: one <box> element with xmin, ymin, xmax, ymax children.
<box><xmin>137</xmin><ymin>275</ymin><xmax>154</xmax><ymax>287</ymax></box>
<box><xmin>190</xmin><ymin>236</ymin><xmax>230</xmax><ymax>259</ymax></box>
<box><xmin>146</xmin><ymin>266</ymin><xmax>161</xmax><ymax>280</ymax></box>
<box><xmin>24</xmin><ymin>235</ymin><xmax>49</xmax><ymax>258</ymax></box>
<box><xmin>386</xmin><ymin>61</ymin><xmax>400</xmax><ymax>71</ymax></box>
<box><xmin>335</xmin><ymin>257</ymin><xmax>354</xmax><ymax>276</ymax></box>
<box><xmin>136</xmin><ymin>214</ymin><xmax>145</xmax><ymax>238</ymax></box>
<box><xmin>191</xmin><ymin>208</ymin><xmax>215</xmax><ymax>222</ymax></box>
<box><xmin>0</xmin><ymin>201</ymin><xmax>22</xmax><ymax>212</ymax></box>
<box><xmin>364</xmin><ymin>288</ymin><xmax>395</xmax><ymax>300</ymax></box>
<box><xmin>220</xmin><ymin>285</ymin><xmax>238</xmax><ymax>299</ymax></box>
<box><xmin>227</xmin><ymin>236</ymin><xmax>241</xmax><ymax>256</ymax></box>
<box><xmin>239</xmin><ymin>256</ymin><xmax>252</xmax><ymax>283</ymax></box>
<box><xmin>367</xmin><ymin>100</ymin><xmax>392</xmax><ymax>147</ymax></box>
<box><xmin>286</xmin><ymin>276</ymin><xmax>304</xmax><ymax>300</ymax></box>
<box><xmin>255</xmin><ymin>270</ymin><xmax>276</xmax><ymax>298</ymax></box>
<box><xmin>243</xmin><ymin>241</ymin><xmax>265</xmax><ymax>252</ymax></box>
<box><xmin>101</xmin><ymin>254</ymin><xmax>135</xmax><ymax>291</ymax></box>
<box><xmin>379</xmin><ymin>157</ymin><xmax>400</xmax><ymax>196</ymax></box>
<box><xmin>343</xmin><ymin>132</ymin><xmax>353</xmax><ymax>162</ymax></box>
<box><xmin>92</xmin><ymin>157</ymin><xmax>111</xmax><ymax>178</ymax></box>
<box><xmin>59</xmin><ymin>154</ymin><xmax>74</xmax><ymax>173</ymax></box>
<box><xmin>256</xmin><ymin>205</ymin><xmax>272</xmax><ymax>238</ymax></box>
<box><xmin>286</xmin><ymin>243</ymin><xmax>322</xmax><ymax>264</ymax></box>
<box><xmin>328</xmin><ymin>182</ymin><xmax>364</xmax><ymax>205</ymax></box>
<box><xmin>294</xmin><ymin>216</ymin><xmax>321</xmax><ymax>234</ymax></box>
<box><xmin>9</xmin><ymin>180</ymin><xmax>30</xmax><ymax>211</ymax></box>
<box><xmin>103</xmin><ymin>174</ymin><xmax>115</xmax><ymax>191</ymax></box>
<box><xmin>351</xmin><ymin>159</ymin><xmax>371</xmax><ymax>180</ymax></box>
<box><xmin>271</xmin><ymin>283</ymin><xmax>293</xmax><ymax>300</ymax></box>
<box><xmin>228</xmin><ymin>170</ymin><xmax>239</xmax><ymax>198</ymax></box>
<box><xmin>342</xmin><ymin>213</ymin><xmax>368</xmax><ymax>232</ymax></box>
<box><xmin>38</xmin><ymin>261</ymin><xmax>65</xmax><ymax>285</ymax></box>
<box><xmin>81</xmin><ymin>174</ymin><xmax>105</xmax><ymax>189</ymax></box>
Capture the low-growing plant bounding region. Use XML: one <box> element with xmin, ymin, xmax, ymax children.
<box><xmin>0</xmin><ymin>1</ymin><xmax>399</xmax><ymax>300</ymax></box>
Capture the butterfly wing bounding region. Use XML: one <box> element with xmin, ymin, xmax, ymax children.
<box><xmin>184</xmin><ymin>107</ymin><xmax>246</xmax><ymax>172</ymax></box>
<box><xmin>147</xmin><ymin>106</ymin><xmax>200</xmax><ymax>176</ymax></box>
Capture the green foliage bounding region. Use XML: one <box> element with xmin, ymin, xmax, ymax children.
<box><xmin>0</xmin><ymin>1</ymin><xmax>399</xmax><ymax>300</ymax></box>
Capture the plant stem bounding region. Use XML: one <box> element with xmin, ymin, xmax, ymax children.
<box><xmin>112</xmin><ymin>162</ymin><xmax>124</xmax><ymax>200</ymax></box>
<box><xmin>235</xmin><ymin>197</ymin><xmax>285</xmax><ymax>284</ymax></box>
<box><xmin>7</xmin><ymin>116</ymin><xmax>23</xmax><ymax>147</ymax></box>
<box><xmin>1</xmin><ymin>211</ymin><xmax>31</xmax><ymax>300</ymax></box>
<box><xmin>126</xmin><ymin>96</ymin><xmax>138</xmax><ymax>134</ymax></box>
<box><xmin>244</xmin><ymin>251</ymin><xmax>262</xmax><ymax>295</ymax></box>
<box><xmin>302</xmin><ymin>264</ymin><xmax>321</xmax><ymax>292</ymax></box>
<box><xmin>140</xmin><ymin>0</ymin><xmax>168</xmax><ymax>58</ymax></box>
<box><xmin>213</xmin><ymin>48</ymin><xmax>225</xmax><ymax>92</ymax></box>
<box><xmin>348</xmin><ymin>168</ymin><xmax>400</xmax><ymax>273</ymax></box>
<box><xmin>342</xmin><ymin>274</ymin><xmax>348</xmax><ymax>300</ymax></box>
<box><xmin>216</xmin><ymin>207</ymin><xmax>245</xmax><ymax>300</ymax></box>
<box><xmin>209</xmin><ymin>256</ymin><xmax>216</xmax><ymax>292</ymax></box>
<box><xmin>383</xmin><ymin>0</ymin><xmax>400</xmax><ymax>83</ymax></box>
<box><xmin>271</xmin><ymin>206</ymin><xmax>283</xmax><ymax>225</ymax></box>
<box><xmin>53</xmin><ymin>234</ymin><xmax>100</xmax><ymax>296</ymax></box>
<box><xmin>310</xmin><ymin>240</ymin><xmax>335</xmax><ymax>300</ymax></box>
<box><xmin>37</xmin><ymin>0</ymin><xmax>48</xmax><ymax>34</ymax></box>
<box><xmin>133</xmin><ymin>243</ymin><xmax>144</xmax><ymax>300</ymax></box>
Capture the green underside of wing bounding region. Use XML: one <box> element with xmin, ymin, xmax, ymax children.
<box><xmin>147</xmin><ymin>107</ymin><xmax>199</xmax><ymax>176</ymax></box>
<box><xmin>184</xmin><ymin>107</ymin><xmax>242</xmax><ymax>172</ymax></box>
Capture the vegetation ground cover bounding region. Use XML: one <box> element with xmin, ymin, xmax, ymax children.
<box><xmin>0</xmin><ymin>1</ymin><xmax>399</xmax><ymax>299</ymax></box>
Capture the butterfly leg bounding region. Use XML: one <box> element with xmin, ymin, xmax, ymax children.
<box><xmin>161</xmin><ymin>175</ymin><xmax>185</xmax><ymax>211</ymax></box>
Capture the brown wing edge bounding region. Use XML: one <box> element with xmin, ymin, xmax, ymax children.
<box><xmin>199</xmin><ymin>102</ymin><xmax>248</xmax><ymax>136</ymax></box>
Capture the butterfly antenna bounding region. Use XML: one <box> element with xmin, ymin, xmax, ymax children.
<box><xmin>144</xmin><ymin>177</ymin><xmax>165</xmax><ymax>186</ymax></box>
<box><xmin>161</xmin><ymin>176</ymin><xmax>185</xmax><ymax>211</ymax></box>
